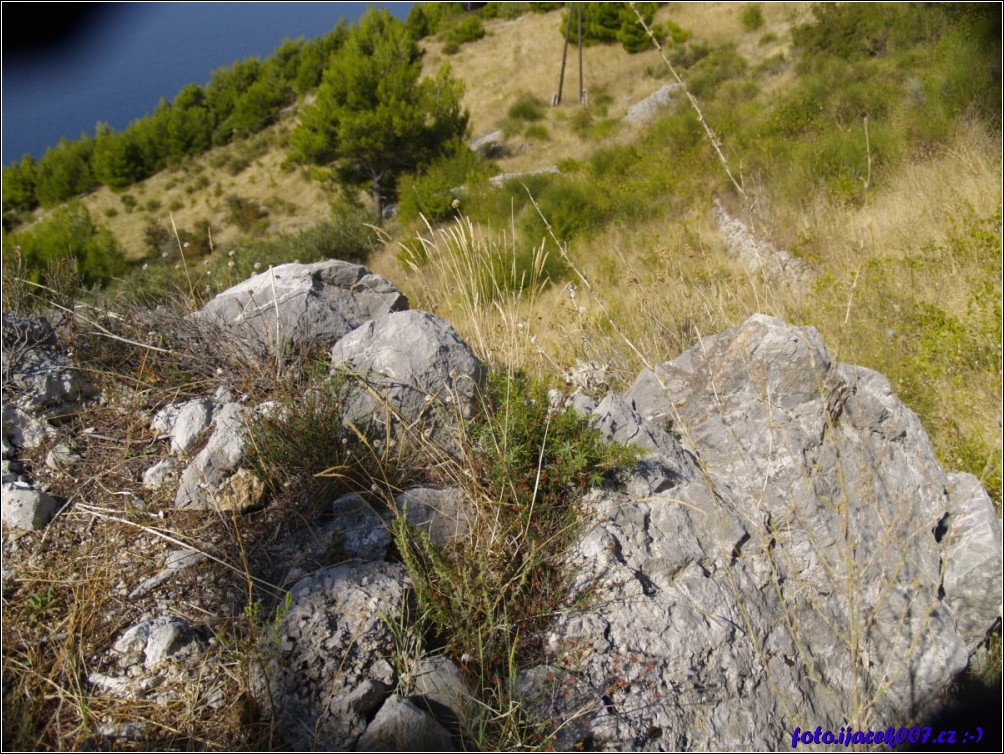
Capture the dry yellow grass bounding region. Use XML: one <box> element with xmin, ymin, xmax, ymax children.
<box><xmin>80</xmin><ymin>120</ymin><xmax>329</xmax><ymax>262</ymax></box>
<box><xmin>419</xmin><ymin>4</ymin><xmax>814</xmax><ymax>176</ymax></box>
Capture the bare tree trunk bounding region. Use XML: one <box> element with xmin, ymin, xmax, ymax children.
<box><xmin>371</xmin><ymin>174</ymin><xmax>383</xmax><ymax>220</ymax></box>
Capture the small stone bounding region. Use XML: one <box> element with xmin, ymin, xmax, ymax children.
<box><xmin>1</xmin><ymin>482</ymin><xmax>58</xmax><ymax>530</ymax></box>
<box><xmin>45</xmin><ymin>443</ymin><xmax>82</xmax><ymax>470</ymax></box>
<box><xmin>213</xmin><ymin>468</ymin><xmax>265</xmax><ymax>513</ymax></box>
<box><xmin>142</xmin><ymin>458</ymin><xmax>178</xmax><ymax>490</ymax></box>
<box><xmin>356</xmin><ymin>695</ymin><xmax>455</xmax><ymax>752</ymax></box>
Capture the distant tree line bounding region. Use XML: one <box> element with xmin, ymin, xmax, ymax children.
<box><xmin>2</xmin><ymin>23</ymin><xmax>349</xmax><ymax>213</ymax></box>
<box><xmin>1</xmin><ymin>2</ymin><xmax>669</xmax><ymax>220</ymax></box>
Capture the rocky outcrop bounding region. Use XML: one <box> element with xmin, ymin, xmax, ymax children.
<box><xmin>713</xmin><ymin>198</ymin><xmax>814</xmax><ymax>289</ymax></box>
<box><xmin>6</xmin><ymin>258</ymin><xmax>997</xmax><ymax>752</ymax></box>
<box><xmin>518</xmin><ymin>314</ymin><xmax>1002</xmax><ymax>750</ymax></box>
<box><xmin>258</xmin><ymin>561</ymin><xmax>408</xmax><ymax>750</ymax></box>
<box><xmin>2</xmin><ymin>313</ymin><xmax>95</xmax><ymax>420</ymax></box>
<box><xmin>196</xmin><ymin>260</ymin><xmax>408</xmax><ymax>355</ymax></box>
<box><xmin>623</xmin><ymin>83</ymin><xmax>681</xmax><ymax>124</ymax></box>
<box><xmin>330</xmin><ymin>310</ymin><xmax>485</xmax><ymax>449</ymax></box>
<box><xmin>174</xmin><ymin>402</ymin><xmax>260</xmax><ymax>510</ymax></box>
<box><xmin>1</xmin><ymin>313</ymin><xmax>89</xmax><ymax>532</ymax></box>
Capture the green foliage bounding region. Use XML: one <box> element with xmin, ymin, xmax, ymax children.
<box><xmin>687</xmin><ymin>44</ymin><xmax>749</xmax><ymax>98</ymax></box>
<box><xmin>561</xmin><ymin>2</ymin><xmax>661</xmax><ymax>53</ymax></box>
<box><xmin>122</xmin><ymin>206</ymin><xmax>376</xmax><ymax>304</ymax></box>
<box><xmin>225</xmin><ymin>195</ymin><xmax>269</xmax><ymax>232</ymax></box>
<box><xmin>395</xmin><ymin>369</ymin><xmax>640</xmax><ymax>674</ymax></box>
<box><xmin>507</xmin><ymin>92</ymin><xmax>547</xmax><ymax>123</ymax></box>
<box><xmin>475</xmin><ymin>372</ymin><xmax>640</xmax><ymax>505</ymax></box>
<box><xmin>291</xmin><ymin>9</ymin><xmax>470</xmax><ymax>212</ymax></box>
<box><xmin>792</xmin><ymin>3</ymin><xmax>947</xmax><ymax>64</ymax></box>
<box><xmin>2</xmin><ymin>203</ymin><xmax>125</xmax><ymax>287</ymax></box>
<box><xmin>519</xmin><ymin>178</ymin><xmax>602</xmax><ymax>243</ymax></box>
<box><xmin>617</xmin><ymin>2</ymin><xmax>659</xmax><ymax>53</ymax></box>
<box><xmin>397</xmin><ymin>144</ymin><xmax>491</xmax><ymax>224</ymax></box>
<box><xmin>442</xmin><ymin>15</ymin><xmax>486</xmax><ymax>47</ymax></box>
<box><xmin>245</xmin><ymin>378</ymin><xmax>356</xmax><ymax>496</ymax></box>
<box><xmin>664</xmin><ymin>19</ymin><xmax>693</xmax><ymax>45</ymax></box>
<box><xmin>741</xmin><ymin>4</ymin><xmax>765</xmax><ymax>32</ymax></box>
<box><xmin>34</xmin><ymin>138</ymin><xmax>95</xmax><ymax>207</ymax></box>
<box><xmin>479</xmin><ymin>238</ymin><xmax>570</xmax><ymax>302</ymax></box>
<box><xmin>523</xmin><ymin>124</ymin><xmax>550</xmax><ymax>141</ymax></box>
<box><xmin>2</xmin><ymin>155</ymin><xmax>38</xmax><ymax>214</ymax></box>
<box><xmin>24</xmin><ymin>587</ymin><xmax>61</xmax><ymax>624</ymax></box>
<box><xmin>405</xmin><ymin>2</ymin><xmax>465</xmax><ymax>39</ymax></box>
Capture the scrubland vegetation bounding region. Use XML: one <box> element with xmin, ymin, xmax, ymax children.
<box><xmin>2</xmin><ymin>2</ymin><xmax>1000</xmax><ymax>749</ymax></box>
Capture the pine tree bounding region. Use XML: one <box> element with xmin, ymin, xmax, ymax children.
<box><xmin>291</xmin><ymin>9</ymin><xmax>469</xmax><ymax>214</ymax></box>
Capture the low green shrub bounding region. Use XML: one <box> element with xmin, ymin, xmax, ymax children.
<box><xmin>225</xmin><ymin>194</ymin><xmax>269</xmax><ymax>232</ymax></box>
<box><xmin>397</xmin><ymin>145</ymin><xmax>491</xmax><ymax>224</ymax></box>
<box><xmin>741</xmin><ymin>4</ymin><xmax>765</xmax><ymax>32</ymax></box>
<box><xmin>520</xmin><ymin>177</ymin><xmax>603</xmax><ymax>243</ymax></box>
<box><xmin>245</xmin><ymin>377</ymin><xmax>392</xmax><ymax>499</ymax></box>
<box><xmin>442</xmin><ymin>15</ymin><xmax>486</xmax><ymax>47</ymax></box>
<box><xmin>395</xmin><ymin>369</ymin><xmax>641</xmax><ymax>673</ymax></box>
<box><xmin>507</xmin><ymin>93</ymin><xmax>547</xmax><ymax>123</ymax></box>
<box><xmin>688</xmin><ymin>44</ymin><xmax>749</xmax><ymax>98</ymax></box>
<box><xmin>1</xmin><ymin>203</ymin><xmax>125</xmax><ymax>288</ymax></box>
<box><xmin>523</xmin><ymin>124</ymin><xmax>550</xmax><ymax>141</ymax></box>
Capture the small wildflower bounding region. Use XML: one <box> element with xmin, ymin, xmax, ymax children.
<box><xmin>228</xmin><ymin>249</ymin><xmax>236</xmax><ymax>257</ymax></box>
<box><xmin>161</xmin><ymin>252</ymin><xmax>168</xmax><ymax>259</ymax></box>
<box><xmin>253</xmin><ymin>262</ymin><xmax>261</xmax><ymax>270</ymax></box>
<box><xmin>174</xmin><ymin>264</ymin><xmax>181</xmax><ymax>270</ymax></box>
<box><xmin>183</xmin><ymin>242</ymin><xmax>190</xmax><ymax>248</ymax></box>
<box><xmin>142</xmin><ymin>263</ymin><xmax>149</xmax><ymax>271</ymax></box>
<box><xmin>202</xmin><ymin>258</ymin><xmax>210</xmax><ymax>265</ymax></box>
<box><xmin>578</xmin><ymin>306</ymin><xmax>586</xmax><ymax>315</ymax></box>
<box><xmin>228</xmin><ymin>261</ymin><xmax>235</xmax><ymax>268</ymax></box>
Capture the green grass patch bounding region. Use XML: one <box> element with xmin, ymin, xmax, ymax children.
<box><xmin>394</xmin><ymin>370</ymin><xmax>641</xmax><ymax>742</ymax></box>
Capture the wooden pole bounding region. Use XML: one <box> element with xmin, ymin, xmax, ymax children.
<box><xmin>577</xmin><ymin>2</ymin><xmax>585</xmax><ymax>103</ymax></box>
<box><xmin>554</xmin><ymin>3</ymin><xmax>573</xmax><ymax>106</ymax></box>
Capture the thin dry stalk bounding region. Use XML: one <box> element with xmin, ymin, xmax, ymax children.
<box><xmin>629</xmin><ymin>2</ymin><xmax>749</xmax><ymax>210</ymax></box>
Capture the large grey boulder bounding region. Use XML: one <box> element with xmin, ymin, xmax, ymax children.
<box><xmin>526</xmin><ymin>314</ymin><xmax>1001</xmax><ymax>750</ymax></box>
<box><xmin>258</xmin><ymin>561</ymin><xmax>407</xmax><ymax>750</ymax></box>
<box><xmin>196</xmin><ymin>260</ymin><xmax>408</xmax><ymax>354</ymax></box>
<box><xmin>330</xmin><ymin>311</ymin><xmax>485</xmax><ymax>448</ymax></box>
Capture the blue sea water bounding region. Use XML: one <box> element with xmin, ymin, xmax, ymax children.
<box><xmin>1</xmin><ymin>2</ymin><xmax>412</xmax><ymax>165</ymax></box>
